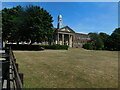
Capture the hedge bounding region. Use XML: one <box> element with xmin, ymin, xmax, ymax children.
<box><xmin>83</xmin><ymin>43</ymin><xmax>94</xmax><ymax>50</ymax></box>
<box><xmin>41</xmin><ymin>44</ymin><xmax>68</xmax><ymax>50</ymax></box>
<box><xmin>5</xmin><ymin>44</ymin><xmax>69</xmax><ymax>50</ymax></box>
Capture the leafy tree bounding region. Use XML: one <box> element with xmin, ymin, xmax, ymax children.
<box><xmin>2</xmin><ymin>6</ymin><xmax>23</xmax><ymax>43</ymax></box>
<box><xmin>18</xmin><ymin>5</ymin><xmax>53</xmax><ymax>44</ymax></box>
<box><xmin>106</xmin><ymin>28</ymin><xmax>120</xmax><ymax>51</ymax></box>
<box><xmin>95</xmin><ymin>36</ymin><xmax>104</xmax><ymax>50</ymax></box>
<box><xmin>112</xmin><ymin>28</ymin><xmax>120</xmax><ymax>50</ymax></box>
<box><xmin>84</xmin><ymin>29</ymin><xmax>120</xmax><ymax>51</ymax></box>
<box><xmin>2</xmin><ymin>5</ymin><xmax>53</xmax><ymax>44</ymax></box>
<box><xmin>86</xmin><ymin>33</ymin><xmax>104</xmax><ymax>50</ymax></box>
<box><xmin>105</xmin><ymin>36</ymin><xmax>113</xmax><ymax>50</ymax></box>
<box><xmin>99</xmin><ymin>32</ymin><xmax>110</xmax><ymax>49</ymax></box>
<box><xmin>99</xmin><ymin>32</ymin><xmax>109</xmax><ymax>42</ymax></box>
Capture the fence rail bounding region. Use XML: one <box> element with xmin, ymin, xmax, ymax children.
<box><xmin>1</xmin><ymin>47</ymin><xmax>23</xmax><ymax>90</ymax></box>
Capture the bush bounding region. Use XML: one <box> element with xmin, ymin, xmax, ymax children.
<box><xmin>40</xmin><ymin>44</ymin><xmax>68</xmax><ymax>50</ymax></box>
<box><xmin>5</xmin><ymin>44</ymin><xmax>43</xmax><ymax>51</ymax></box>
<box><xmin>92</xmin><ymin>46</ymin><xmax>97</xmax><ymax>50</ymax></box>
<box><xmin>5</xmin><ymin>44</ymin><xmax>69</xmax><ymax>50</ymax></box>
<box><xmin>83</xmin><ymin>43</ymin><xmax>93</xmax><ymax>50</ymax></box>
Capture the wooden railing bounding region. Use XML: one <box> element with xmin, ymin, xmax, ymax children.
<box><xmin>2</xmin><ymin>47</ymin><xmax>23</xmax><ymax>90</ymax></box>
<box><xmin>9</xmin><ymin>47</ymin><xmax>23</xmax><ymax>89</ymax></box>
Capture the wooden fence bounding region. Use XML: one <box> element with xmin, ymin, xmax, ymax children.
<box><xmin>1</xmin><ymin>47</ymin><xmax>23</xmax><ymax>90</ymax></box>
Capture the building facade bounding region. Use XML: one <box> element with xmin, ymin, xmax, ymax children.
<box><xmin>53</xmin><ymin>14</ymin><xmax>90</xmax><ymax>48</ymax></box>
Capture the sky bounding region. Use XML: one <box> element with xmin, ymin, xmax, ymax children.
<box><xmin>2</xmin><ymin>2</ymin><xmax>118</xmax><ymax>34</ymax></box>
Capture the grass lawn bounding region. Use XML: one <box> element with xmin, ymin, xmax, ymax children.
<box><xmin>13</xmin><ymin>48</ymin><xmax>118</xmax><ymax>88</ymax></box>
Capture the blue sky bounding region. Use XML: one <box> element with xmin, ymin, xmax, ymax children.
<box><xmin>2</xmin><ymin>2</ymin><xmax>118</xmax><ymax>34</ymax></box>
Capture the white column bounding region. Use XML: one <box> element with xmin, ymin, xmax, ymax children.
<box><xmin>55</xmin><ymin>34</ymin><xmax>57</xmax><ymax>44</ymax></box>
<box><xmin>57</xmin><ymin>33</ymin><xmax>59</xmax><ymax>44</ymax></box>
<box><xmin>62</xmin><ymin>34</ymin><xmax>64</xmax><ymax>45</ymax></box>
<box><xmin>71</xmin><ymin>35</ymin><xmax>73</xmax><ymax>47</ymax></box>
<box><xmin>69</xmin><ymin>34</ymin><xmax>70</xmax><ymax>47</ymax></box>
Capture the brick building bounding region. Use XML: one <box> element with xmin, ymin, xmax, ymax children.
<box><xmin>53</xmin><ymin>14</ymin><xmax>90</xmax><ymax>48</ymax></box>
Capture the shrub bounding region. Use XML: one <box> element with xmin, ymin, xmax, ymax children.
<box><xmin>40</xmin><ymin>44</ymin><xmax>68</xmax><ymax>50</ymax></box>
<box><xmin>5</xmin><ymin>44</ymin><xmax>42</xmax><ymax>50</ymax></box>
<box><xmin>83</xmin><ymin>43</ymin><xmax>93</xmax><ymax>50</ymax></box>
<box><xmin>5</xmin><ymin>44</ymin><xmax>69</xmax><ymax>50</ymax></box>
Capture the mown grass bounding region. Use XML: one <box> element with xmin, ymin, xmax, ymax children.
<box><xmin>13</xmin><ymin>48</ymin><xmax>118</xmax><ymax>88</ymax></box>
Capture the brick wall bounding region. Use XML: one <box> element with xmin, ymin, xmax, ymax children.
<box><xmin>73</xmin><ymin>33</ymin><xmax>90</xmax><ymax>48</ymax></box>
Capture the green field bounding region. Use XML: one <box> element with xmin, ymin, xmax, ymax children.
<box><xmin>13</xmin><ymin>48</ymin><xmax>118</xmax><ymax>88</ymax></box>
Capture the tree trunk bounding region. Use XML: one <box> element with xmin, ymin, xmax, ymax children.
<box><xmin>17</xmin><ymin>41</ymin><xmax>19</xmax><ymax>45</ymax></box>
<box><xmin>48</xmin><ymin>41</ymin><xmax>51</xmax><ymax>45</ymax></box>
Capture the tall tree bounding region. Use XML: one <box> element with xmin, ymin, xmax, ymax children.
<box><xmin>99</xmin><ymin>32</ymin><xmax>110</xmax><ymax>42</ymax></box>
<box><xmin>99</xmin><ymin>32</ymin><xmax>110</xmax><ymax>49</ymax></box>
<box><xmin>18</xmin><ymin>5</ymin><xmax>53</xmax><ymax>44</ymax></box>
<box><xmin>88</xmin><ymin>33</ymin><xmax>104</xmax><ymax>50</ymax></box>
<box><xmin>2</xmin><ymin>6</ymin><xmax>22</xmax><ymax>43</ymax></box>
<box><xmin>2</xmin><ymin>5</ymin><xmax>53</xmax><ymax>44</ymax></box>
<box><xmin>106</xmin><ymin>28</ymin><xmax>120</xmax><ymax>51</ymax></box>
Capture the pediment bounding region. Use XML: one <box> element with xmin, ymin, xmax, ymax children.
<box><xmin>58</xmin><ymin>26</ymin><xmax>75</xmax><ymax>33</ymax></box>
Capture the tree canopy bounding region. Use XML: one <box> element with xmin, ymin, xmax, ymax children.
<box><xmin>2</xmin><ymin>5</ymin><xmax>53</xmax><ymax>44</ymax></box>
<box><xmin>88</xmin><ymin>33</ymin><xmax>104</xmax><ymax>50</ymax></box>
<box><xmin>83</xmin><ymin>28</ymin><xmax>120</xmax><ymax>51</ymax></box>
<box><xmin>105</xmin><ymin>28</ymin><xmax>120</xmax><ymax>51</ymax></box>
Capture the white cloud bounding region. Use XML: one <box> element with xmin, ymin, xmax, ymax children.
<box><xmin>2</xmin><ymin>6</ymin><xmax>13</xmax><ymax>9</ymax></box>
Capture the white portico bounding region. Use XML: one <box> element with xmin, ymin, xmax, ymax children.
<box><xmin>54</xmin><ymin>26</ymin><xmax>75</xmax><ymax>47</ymax></box>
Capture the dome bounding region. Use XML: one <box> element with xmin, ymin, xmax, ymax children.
<box><xmin>58</xmin><ymin>14</ymin><xmax>62</xmax><ymax>18</ymax></box>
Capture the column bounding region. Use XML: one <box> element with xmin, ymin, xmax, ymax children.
<box><xmin>69</xmin><ymin>34</ymin><xmax>70</xmax><ymax>47</ymax></box>
<box><xmin>55</xmin><ymin>34</ymin><xmax>57</xmax><ymax>44</ymax></box>
<box><xmin>71</xmin><ymin>35</ymin><xmax>73</xmax><ymax>47</ymax></box>
<box><xmin>62</xmin><ymin>34</ymin><xmax>64</xmax><ymax>45</ymax></box>
<box><xmin>57</xmin><ymin>33</ymin><xmax>59</xmax><ymax>44</ymax></box>
<box><xmin>73</xmin><ymin>34</ymin><xmax>75</xmax><ymax>48</ymax></box>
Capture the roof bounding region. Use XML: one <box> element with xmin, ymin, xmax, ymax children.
<box><xmin>56</xmin><ymin>26</ymin><xmax>75</xmax><ymax>33</ymax></box>
<box><xmin>75</xmin><ymin>33</ymin><xmax>89</xmax><ymax>36</ymax></box>
<box><xmin>53</xmin><ymin>26</ymin><xmax>89</xmax><ymax>36</ymax></box>
<box><xmin>53</xmin><ymin>28</ymin><xmax>57</xmax><ymax>30</ymax></box>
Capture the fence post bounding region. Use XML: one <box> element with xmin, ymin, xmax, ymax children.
<box><xmin>14</xmin><ymin>59</ymin><xmax>16</xmax><ymax>63</ymax></box>
<box><xmin>19</xmin><ymin>73</ymin><xmax>24</xmax><ymax>85</ymax></box>
<box><xmin>6</xmin><ymin>48</ymin><xmax>10</xmax><ymax>90</ymax></box>
<box><xmin>15</xmin><ymin>63</ymin><xmax>19</xmax><ymax>71</ymax></box>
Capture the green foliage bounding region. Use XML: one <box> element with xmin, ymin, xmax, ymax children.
<box><xmin>105</xmin><ymin>28</ymin><xmax>120</xmax><ymax>51</ymax></box>
<box><xmin>84</xmin><ymin>28</ymin><xmax>120</xmax><ymax>51</ymax></box>
<box><xmin>87</xmin><ymin>33</ymin><xmax>104</xmax><ymax>50</ymax></box>
<box><xmin>83</xmin><ymin>42</ymin><xmax>93</xmax><ymax>50</ymax></box>
<box><xmin>2</xmin><ymin>6</ymin><xmax>22</xmax><ymax>42</ymax></box>
<box><xmin>2</xmin><ymin>5</ymin><xmax>53</xmax><ymax>44</ymax></box>
<box><xmin>99</xmin><ymin>32</ymin><xmax>110</xmax><ymax>42</ymax></box>
<box><xmin>99</xmin><ymin>32</ymin><xmax>110</xmax><ymax>49</ymax></box>
<box><xmin>41</xmin><ymin>44</ymin><xmax>69</xmax><ymax>50</ymax></box>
